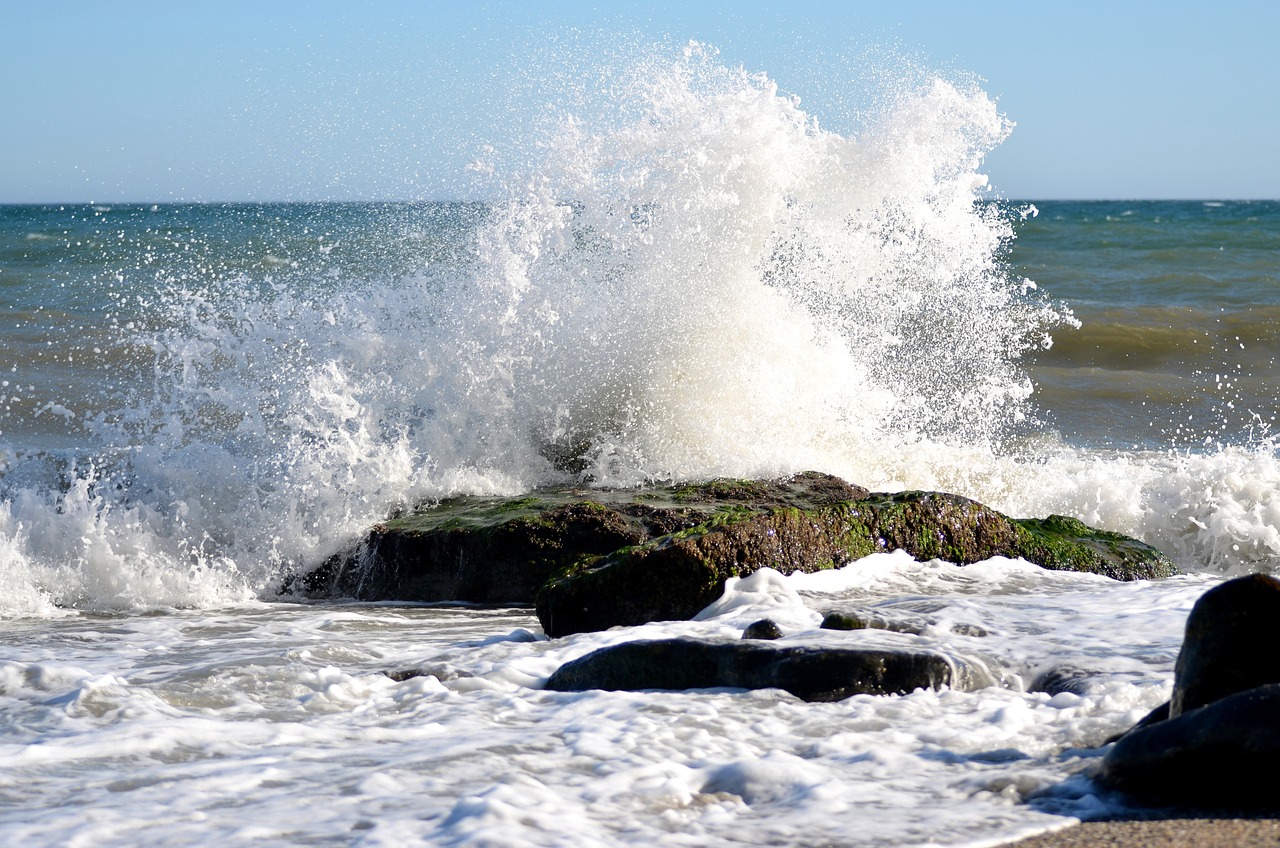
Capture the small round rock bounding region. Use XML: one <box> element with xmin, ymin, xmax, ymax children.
<box><xmin>742</xmin><ymin>619</ymin><xmax>784</xmax><ymax>640</ymax></box>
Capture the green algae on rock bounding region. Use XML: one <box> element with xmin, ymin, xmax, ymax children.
<box><xmin>293</xmin><ymin>471</ymin><xmax>868</xmax><ymax>604</ymax></box>
<box><xmin>294</xmin><ymin>494</ymin><xmax>702</xmax><ymax>604</ymax></box>
<box><xmin>536</xmin><ymin>485</ymin><xmax>1175</xmax><ymax>637</ymax></box>
<box><xmin>293</xmin><ymin>472</ymin><xmax>1176</xmax><ymax>637</ymax></box>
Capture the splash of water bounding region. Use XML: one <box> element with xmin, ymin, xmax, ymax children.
<box><xmin>445</xmin><ymin>42</ymin><xmax>1066</xmax><ymax>483</ymax></box>
<box><xmin>3</xmin><ymin>43</ymin><xmax>1279</xmax><ymax>615</ymax></box>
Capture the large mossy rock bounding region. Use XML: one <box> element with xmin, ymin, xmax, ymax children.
<box><xmin>544</xmin><ymin>638</ymin><xmax>990</xmax><ymax>701</ymax></box>
<box><xmin>535</xmin><ymin>480</ymin><xmax>1174</xmax><ymax>637</ymax></box>
<box><xmin>295</xmin><ymin>472</ymin><xmax>1175</xmax><ymax>636</ymax></box>
<box><xmin>298</xmin><ymin>497</ymin><xmax>685</xmax><ymax>605</ymax></box>
<box><xmin>295</xmin><ymin>472</ymin><xmax>869</xmax><ymax>604</ymax></box>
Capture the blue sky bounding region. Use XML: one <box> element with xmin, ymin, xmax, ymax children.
<box><xmin>3</xmin><ymin>1</ymin><xmax>1277</xmax><ymax>202</ymax></box>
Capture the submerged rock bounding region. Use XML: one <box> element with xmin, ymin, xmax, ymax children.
<box><xmin>818</xmin><ymin>608</ymin><xmax>988</xmax><ymax>637</ymax></box>
<box><xmin>543</xmin><ymin>638</ymin><xmax>988</xmax><ymax>701</ymax></box>
<box><xmin>1029</xmin><ymin>666</ymin><xmax>1096</xmax><ymax>697</ymax></box>
<box><xmin>820</xmin><ymin>610</ymin><xmax>925</xmax><ymax>635</ymax></box>
<box><xmin>292</xmin><ymin>471</ymin><xmax>1175</xmax><ymax>636</ymax></box>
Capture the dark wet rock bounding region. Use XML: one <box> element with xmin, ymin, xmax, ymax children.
<box><xmin>543</xmin><ymin>638</ymin><xmax>987</xmax><ymax>701</ymax></box>
<box><xmin>820</xmin><ymin>610</ymin><xmax>923</xmax><ymax>635</ymax></box>
<box><xmin>1029</xmin><ymin>666</ymin><xmax>1095</xmax><ymax>697</ymax></box>
<box><xmin>1098</xmin><ymin>683</ymin><xmax>1280</xmax><ymax>808</ymax></box>
<box><xmin>291</xmin><ymin>492</ymin><xmax>708</xmax><ymax>604</ymax></box>
<box><xmin>1104</xmin><ymin>700</ymin><xmax>1170</xmax><ymax>746</ymax></box>
<box><xmin>821</xmin><ymin>611</ymin><xmax>878</xmax><ymax>631</ymax></box>
<box><xmin>289</xmin><ymin>471</ymin><xmax>1174</xmax><ymax>636</ymax></box>
<box><xmin>1107</xmin><ymin>574</ymin><xmax>1280</xmax><ymax>747</ymax></box>
<box><xmin>818</xmin><ymin>607</ymin><xmax>987</xmax><ymax>637</ymax></box>
<box><xmin>383</xmin><ymin>664</ymin><xmax>467</xmax><ymax>683</ymax></box>
<box><xmin>1102</xmin><ymin>573</ymin><xmax>1280</xmax><ymax>750</ymax></box>
<box><xmin>742</xmin><ymin>619</ymin><xmax>784</xmax><ymax>640</ymax></box>
<box><xmin>1098</xmin><ymin>574</ymin><xmax>1280</xmax><ymax>805</ymax></box>
<box><xmin>1170</xmin><ymin>573</ymin><xmax>1280</xmax><ymax>717</ymax></box>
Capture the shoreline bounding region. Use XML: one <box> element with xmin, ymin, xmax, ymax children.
<box><xmin>998</xmin><ymin>817</ymin><xmax>1280</xmax><ymax>848</ymax></box>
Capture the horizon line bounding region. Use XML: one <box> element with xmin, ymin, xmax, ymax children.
<box><xmin>2</xmin><ymin>197</ymin><xmax>1277</xmax><ymax>207</ymax></box>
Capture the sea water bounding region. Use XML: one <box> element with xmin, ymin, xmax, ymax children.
<box><xmin>2</xmin><ymin>44</ymin><xmax>1278</xmax><ymax>846</ymax></box>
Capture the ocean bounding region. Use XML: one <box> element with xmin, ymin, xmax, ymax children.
<box><xmin>2</xmin><ymin>48</ymin><xmax>1278</xmax><ymax>846</ymax></box>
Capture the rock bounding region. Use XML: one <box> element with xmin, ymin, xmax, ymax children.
<box><xmin>296</xmin><ymin>471</ymin><xmax>870</xmax><ymax>608</ymax></box>
<box><xmin>384</xmin><ymin>664</ymin><xmax>466</xmax><ymax>683</ymax></box>
<box><xmin>818</xmin><ymin>608</ymin><xmax>987</xmax><ymax>637</ymax></box>
<box><xmin>1170</xmin><ymin>573</ymin><xmax>1280</xmax><ymax>717</ymax></box>
<box><xmin>1098</xmin><ymin>683</ymin><xmax>1280</xmax><ymax>808</ymax></box>
<box><xmin>1097</xmin><ymin>574</ymin><xmax>1280</xmax><ymax>807</ymax></box>
<box><xmin>535</xmin><ymin>498</ymin><xmax>865</xmax><ymax>638</ymax></box>
<box><xmin>1107</xmin><ymin>573</ymin><xmax>1280</xmax><ymax>746</ymax></box>
<box><xmin>288</xmin><ymin>471</ymin><xmax>1175</xmax><ymax>636</ymax></box>
<box><xmin>742</xmin><ymin>619</ymin><xmax>784</xmax><ymax>640</ymax></box>
<box><xmin>821</xmin><ymin>611</ymin><xmax>878</xmax><ymax>632</ymax></box>
<box><xmin>1009</xmin><ymin>513</ymin><xmax>1173</xmax><ymax>582</ymax></box>
<box><xmin>820</xmin><ymin>610</ymin><xmax>921</xmax><ymax>635</ymax></box>
<box><xmin>292</xmin><ymin>492</ymin><xmax>706</xmax><ymax>604</ymax></box>
<box><xmin>1104</xmin><ymin>701</ymin><xmax>1170</xmax><ymax>746</ymax></box>
<box><xmin>1029</xmin><ymin>666</ymin><xmax>1095</xmax><ymax>697</ymax></box>
<box><xmin>543</xmin><ymin>638</ymin><xmax>988</xmax><ymax>701</ymax></box>
<box><xmin>536</xmin><ymin>484</ymin><xmax>1173</xmax><ymax>637</ymax></box>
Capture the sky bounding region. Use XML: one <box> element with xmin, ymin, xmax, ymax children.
<box><xmin>3</xmin><ymin>1</ymin><xmax>1277</xmax><ymax>202</ymax></box>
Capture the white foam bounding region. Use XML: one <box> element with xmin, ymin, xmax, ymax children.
<box><xmin>0</xmin><ymin>584</ymin><xmax>1196</xmax><ymax>846</ymax></box>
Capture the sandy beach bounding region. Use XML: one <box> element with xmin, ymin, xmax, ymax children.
<box><xmin>1003</xmin><ymin>817</ymin><xmax>1280</xmax><ymax>847</ymax></box>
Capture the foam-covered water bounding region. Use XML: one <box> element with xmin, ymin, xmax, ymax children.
<box><xmin>0</xmin><ymin>565</ymin><xmax>1219</xmax><ymax>846</ymax></box>
<box><xmin>1</xmin><ymin>42</ymin><xmax>1278</xmax><ymax>846</ymax></box>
